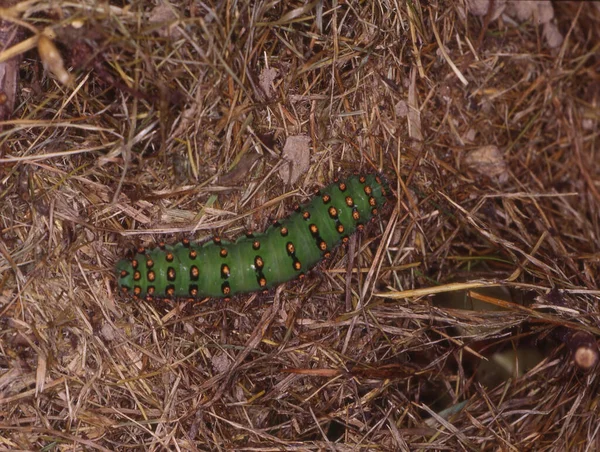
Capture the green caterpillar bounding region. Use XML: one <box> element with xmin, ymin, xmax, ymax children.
<box><xmin>116</xmin><ymin>174</ymin><xmax>389</xmax><ymax>300</ymax></box>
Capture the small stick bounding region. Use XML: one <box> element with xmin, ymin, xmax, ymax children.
<box><xmin>547</xmin><ymin>289</ymin><xmax>599</xmax><ymax>371</ymax></box>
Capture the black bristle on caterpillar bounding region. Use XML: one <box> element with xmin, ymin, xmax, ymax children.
<box><xmin>116</xmin><ymin>174</ymin><xmax>390</xmax><ymax>300</ymax></box>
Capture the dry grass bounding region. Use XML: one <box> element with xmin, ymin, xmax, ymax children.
<box><xmin>0</xmin><ymin>0</ymin><xmax>599</xmax><ymax>450</ymax></box>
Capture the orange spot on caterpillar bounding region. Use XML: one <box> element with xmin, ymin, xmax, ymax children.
<box><xmin>221</xmin><ymin>264</ymin><xmax>230</xmax><ymax>278</ymax></box>
<box><xmin>167</xmin><ymin>267</ymin><xmax>176</xmax><ymax>281</ymax></box>
<box><xmin>222</xmin><ymin>282</ymin><xmax>231</xmax><ymax>295</ymax></box>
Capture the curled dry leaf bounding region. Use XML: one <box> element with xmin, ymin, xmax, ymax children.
<box><xmin>148</xmin><ymin>2</ymin><xmax>183</xmax><ymax>39</ymax></box>
<box><xmin>394</xmin><ymin>100</ymin><xmax>408</xmax><ymax>117</ymax></box>
<box><xmin>258</xmin><ymin>67</ymin><xmax>279</xmax><ymax>100</ymax></box>
<box><xmin>100</xmin><ymin>323</ymin><xmax>117</xmax><ymax>341</ymax></box>
<box><xmin>211</xmin><ymin>353</ymin><xmax>232</xmax><ymax>374</ymax></box>
<box><xmin>505</xmin><ymin>1</ymin><xmax>539</xmax><ymax>22</ymax></box>
<box><xmin>464</xmin><ymin>145</ymin><xmax>508</xmax><ymax>183</ymax></box>
<box><xmin>466</xmin><ymin>0</ymin><xmax>506</xmax><ymax>21</ymax></box>
<box><xmin>38</xmin><ymin>35</ymin><xmax>72</xmax><ymax>86</ymax></box>
<box><xmin>505</xmin><ymin>0</ymin><xmax>555</xmax><ymax>25</ymax></box>
<box><xmin>535</xmin><ymin>1</ymin><xmax>555</xmax><ymax>23</ymax></box>
<box><xmin>543</xmin><ymin>22</ymin><xmax>564</xmax><ymax>49</ymax></box>
<box><xmin>469</xmin><ymin>0</ymin><xmax>564</xmax><ymax>49</ymax></box>
<box><xmin>278</xmin><ymin>134</ymin><xmax>311</xmax><ymax>185</ymax></box>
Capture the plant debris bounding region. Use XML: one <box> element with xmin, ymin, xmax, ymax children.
<box><xmin>278</xmin><ymin>134</ymin><xmax>311</xmax><ymax>185</ymax></box>
<box><xmin>0</xmin><ymin>1</ymin><xmax>599</xmax><ymax>450</ymax></box>
<box><xmin>463</xmin><ymin>144</ymin><xmax>508</xmax><ymax>184</ymax></box>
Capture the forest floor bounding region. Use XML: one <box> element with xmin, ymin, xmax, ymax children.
<box><xmin>0</xmin><ymin>1</ymin><xmax>599</xmax><ymax>450</ymax></box>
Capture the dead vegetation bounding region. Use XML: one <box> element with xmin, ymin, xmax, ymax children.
<box><xmin>0</xmin><ymin>0</ymin><xmax>599</xmax><ymax>450</ymax></box>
